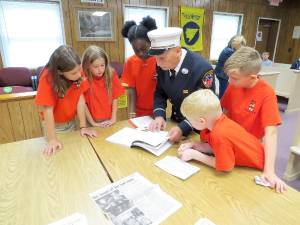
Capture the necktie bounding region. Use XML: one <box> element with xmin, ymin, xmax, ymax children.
<box><xmin>170</xmin><ymin>69</ymin><xmax>176</xmax><ymax>80</ymax></box>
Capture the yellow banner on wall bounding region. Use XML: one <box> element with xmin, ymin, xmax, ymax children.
<box><xmin>180</xmin><ymin>6</ymin><xmax>204</xmax><ymax>51</ymax></box>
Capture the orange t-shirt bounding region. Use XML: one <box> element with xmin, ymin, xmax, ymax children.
<box><xmin>200</xmin><ymin>114</ymin><xmax>264</xmax><ymax>172</ymax></box>
<box><xmin>84</xmin><ymin>72</ymin><xmax>125</xmax><ymax>121</ymax></box>
<box><xmin>35</xmin><ymin>68</ymin><xmax>89</xmax><ymax>123</ymax></box>
<box><xmin>121</xmin><ymin>55</ymin><xmax>157</xmax><ymax>117</ymax></box>
<box><xmin>221</xmin><ymin>79</ymin><xmax>281</xmax><ymax>139</ymax></box>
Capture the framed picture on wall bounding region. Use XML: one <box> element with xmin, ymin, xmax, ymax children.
<box><xmin>75</xmin><ymin>7</ymin><xmax>115</xmax><ymax>41</ymax></box>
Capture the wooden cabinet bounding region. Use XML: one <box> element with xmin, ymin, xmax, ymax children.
<box><xmin>0</xmin><ymin>91</ymin><xmax>129</xmax><ymax>144</ymax></box>
<box><xmin>0</xmin><ymin>91</ymin><xmax>43</xmax><ymax>144</ymax></box>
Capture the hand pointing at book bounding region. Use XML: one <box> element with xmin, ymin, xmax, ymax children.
<box><xmin>149</xmin><ymin>116</ymin><xmax>167</xmax><ymax>132</ymax></box>
<box><xmin>149</xmin><ymin>117</ymin><xmax>182</xmax><ymax>142</ymax></box>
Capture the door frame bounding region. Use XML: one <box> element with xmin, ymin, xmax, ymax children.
<box><xmin>254</xmin><ymin>17</ymin><xmax>281</xmax><ymax>62</ymax></box>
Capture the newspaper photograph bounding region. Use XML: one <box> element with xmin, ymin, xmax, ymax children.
<box><xmin>90</xmin><ymin>173</ymin><xmax>181</xmax><ymax>225</ymax></box>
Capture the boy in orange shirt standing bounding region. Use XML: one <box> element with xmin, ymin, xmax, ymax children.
<box><xmin>221</xmin><ymin>47</ymin><xmax>286</xmax><ymax>193</ymax></box>
<box><xmin>178</xmin><ymin>89</ymin><xmax>265</xmax><ymax>173</ymax></box>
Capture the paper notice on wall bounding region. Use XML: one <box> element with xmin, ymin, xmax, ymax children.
<box><xmin>292</xmin><ymin>26</ymin><xmax>300</xmax><ymax>39</ymax></box>
<box><xmin>256</xmin><ymin>31</ymin><xmax>263</xmax><ymax>42</ymax></box>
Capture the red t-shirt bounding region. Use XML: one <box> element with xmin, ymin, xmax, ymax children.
<box><xmin>121</xmin><ymin>55</ymin><xmax>157</xmax><ymax>117</ymax></box>
<box><xmin>221</xmin><ymin>79</ymin><xmax>281</xmax><ymax>139</ymax></box>
<box><xmin>84</xmin><ymin>72</ymin><xmax>125</xmax><ymax>121</ymax></box>
<box><xmin>35</xmin><ymin>68</ymin><xmax>89</xmax><ymax>123</ymax></box>
<box><xmin>200</xmin><ymin>114</ymin><xmax>264</xmax><ymax>172</ymax></box>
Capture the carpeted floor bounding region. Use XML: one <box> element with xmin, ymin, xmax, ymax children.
<box><xmin>277</xmin><ymin>98</ymin><xmax>300</xmax><ymax>191</ymax></box>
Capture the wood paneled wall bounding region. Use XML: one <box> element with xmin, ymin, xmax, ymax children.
<box><xmin>0</xmin><ymin>0</ymin><xmax>299</xmax><ymax>67</ymax></box>
<box><xmin>60</xmin><ymin>0</ymin><xmax>299</xmax><ymax>64</ymax></box>
<box><xmin>276</xmin><ymin>2</ymin><xmax>300</xmax><ymax>64</ymax></box>
<box><xmin>290</xmin><ymin>7</ymin><xmax>300</xmax><ymax>63</ymax></box>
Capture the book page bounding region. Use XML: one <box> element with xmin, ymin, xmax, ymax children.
<box><xmin>155</xmin><ymin>156</ymin><xmax>200</xmax><ymax>180</ymax></box>
<box><xmin>132</xmin><ymin>140</ymin><xmax>172</xmax><ymax>156</ymax></box>
<box><xmin>106</xmin><ymin>127</ymin><xmax>139</xmax><ymax>147</ymax></box>
<box><xmin>106</xmin><ymin>127</ymin><xmax>169</xmax><ymax>149</ymax></box>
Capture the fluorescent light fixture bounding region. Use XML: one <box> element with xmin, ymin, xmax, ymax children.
<box><xmin>92</xmin><ymin>11</ymin><xmax>107</xmax><ymax>17</ymax></box>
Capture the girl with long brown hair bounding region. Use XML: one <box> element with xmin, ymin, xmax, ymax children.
<box><xmin>82</xmin><ymin>45</ymin><xmax>124</xmax><ymax>127</ymax></box>
<box><xmin>35</xmin><ymin>45</ymin><xmax>97</xmax><ymax>156</ymax></box>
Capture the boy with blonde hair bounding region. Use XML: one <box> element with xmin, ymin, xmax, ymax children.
<box><xmin>178</xmin><ymin>89</ymin><xmax>265</xmax><ymax>172</ymax></box>
<box><xmin>221</xmin><ymin>47</ymin><xmax>286</xmax><ymax>192</ymax></box>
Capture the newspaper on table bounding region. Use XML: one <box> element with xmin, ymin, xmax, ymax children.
<box><xmin>90</xmin><ymin>172</ymin><xmax>182</xmax><ymax>225</ymax></box>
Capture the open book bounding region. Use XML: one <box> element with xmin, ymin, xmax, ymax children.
<box><xmin>106</xmin><ymin>127</ymin><xmax>172</xmax><ymax>156</ymax></box>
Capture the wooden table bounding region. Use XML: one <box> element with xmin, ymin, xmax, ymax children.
<box><xmin>1</xmin><ymin>120</ymin><xmax>300</xmax><ymax>225</ymax></box>
<box><xmin>0</xmin><ymin>132</ymin><xmax>112</xmax><ymax>225</ymax></box>
<box><xmin>89</xmin><ymin>121</ymin><xmax>300</xmax><ymax>225</ymax></box>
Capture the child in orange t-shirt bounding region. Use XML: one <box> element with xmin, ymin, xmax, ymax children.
<box><xmin>178</xmin><ymin>89</ymin><xmax>265</xmax><ymax>172</ymax></box>
<box><xmin>121</xmin><ymin>16</ymin><xmax>157</xmax><ymax>118</ymax></box>
<box><xmin>82</xmin><ymin>45</ymin><xmax>125</xmax><ymax>127</ymax></box>
<box><xmin>35</xmin><ymin>45</ymin><xmax>97</xmax><ymax>156</ymax></box>
<box><xmin>221</xmin><ymin>46</ymin><xmax>286</xmax><ymax>193</ymax></box>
